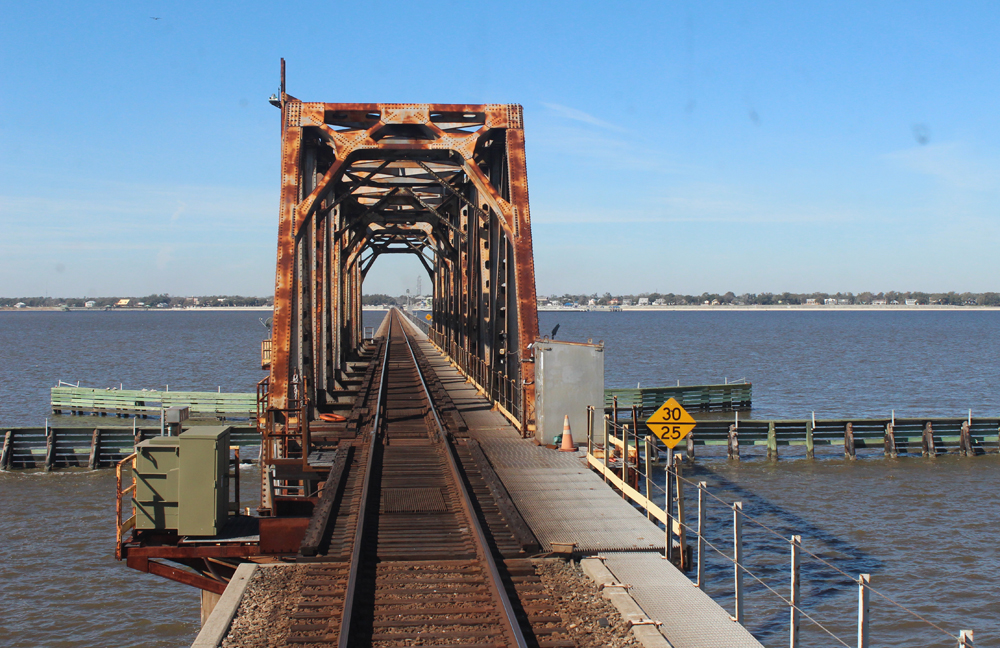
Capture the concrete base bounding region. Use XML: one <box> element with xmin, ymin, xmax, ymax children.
<box><xmin>191</xmin><ymin>563</ymin><xmax>257</xmax><ymax>648</ymax></box>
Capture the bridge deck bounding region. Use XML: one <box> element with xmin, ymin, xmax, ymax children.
<box><xmin>411</xmin><ymin>330</ymin><xmax>764</xmax><ymax>648</ymax></box>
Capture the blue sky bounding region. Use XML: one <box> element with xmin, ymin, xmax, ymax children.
<box><xmin>2</xmin><ymin>1</ymin><xmax>999</xmax><ymax>297</ymax></box>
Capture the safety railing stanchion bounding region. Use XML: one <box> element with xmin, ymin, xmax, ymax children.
<box><xmin>697</xmin><ymin>481</ymin><xmax>706</xmax><ymax>589</ymax></box>
<box><xmin>858</xmin><ymin>574</ymin><xmax>870</xmax><ymax>648</ymax></box>
<box><xmin>665</xmin><ymin>448</ymin><xmax>674</xmax><ymax>563</ymax></box>
<box><xmin>791</xmin><ymin>535</ymin><xmax>802</xmax><ymax>648</ymax></box>
<box><xmin>734</xmin><ymin>501</ymin><xmax>744</xmax><ymax>623</ymax></box>
<box><xmin>587</xmin><ymin>406</ymin><xmax>593</xmax><ymax>457</ymax></box>
<box><xmin>959</xmin><ymin>630</ymin><xmax>974</xmax><ymax>647</ymax></box>
<box><xmin>603</xmin><ymin>415</ymin><xmax>610</xmax><ymax>483</ymax></box>
<box><xmin>622</xmin><ymin>423</ymin><xmax>629</xmax><ymax>498</ymax></box>
<box><xmin>674</xmin><ymin>455</ymin><xmax>687</xmax><ymax>570</ymax></box>
<box><xmin>644</xmin><ymin>434</ymin><xmax>652</xmax><ymax>521</ymax></box>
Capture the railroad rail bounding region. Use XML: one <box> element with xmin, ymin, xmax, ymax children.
<box><xmin>283</xmin><ymin>309</ymin><xmax>570</xmax><ymax>647</ymax></box>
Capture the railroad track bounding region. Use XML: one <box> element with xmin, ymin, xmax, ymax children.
<box><xmin>284</xmin><ymin>310</ymin><xmax>574</xmax><ymax>648</ymax></box>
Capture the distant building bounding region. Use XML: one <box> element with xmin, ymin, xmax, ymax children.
<box><xmin>15</xmin><ymin>302</ymin><xmax>26</xmax><ymax>308</ymax></box>
<box><xmin>838</xmin><ymin>299</ymin><xmax>850</xmax><ymax>305</ymax></box>
<box><xmin>588</xmin><ymin>298</ymin><xmax>596</xmax><ymax>306</ymax></box>
<box><xmin>115</xmin><ymin>299</ymin><xmax>130</xmax><ymax>307</ymax></box>
<box><xmin>805</xmin><ymin>298</ymin><xmax>817</xmax><ymax>305</ymax></box>
<box><xmin>824</xmin><ymin>298</ymin><xmax>837</xmax><ymax>305</ymax></box>
<box><xmin>84</xmin><ymin>300</ymin><xmax>96</xmax><ymax>308</ymax></box>
<box><xmin>638</xmin><ymin>297</ymin><xmax>649</xmax><ymax>305</ymax></box>
<box><xmin>905</xmin><ymin>299</ymin><xmax>918</xmax><ymax>306</ymax></box>
<box><xmin>873</xmin><ymin>299</ymin><xmax>887</xmax><ymax>305</ymax></box>
<box><xmin>622</xmin><ymin>299</ymin><xmax>632</xmax><ymax>306</ymax></box>
<box><xmin>653</xmin><ymin>298</ymin><xmax>665</xmax><ymax>305</ymax></box>
<box><xmin>610</xmin><ymin>299</ymin><xmax>620</xmax><ymax>305</ymax></box>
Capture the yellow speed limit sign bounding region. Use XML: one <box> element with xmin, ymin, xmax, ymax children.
<box><xmin>646</xmin><ymin>398</ymin><xmax>696</xmax><ymax>449</ymax></box>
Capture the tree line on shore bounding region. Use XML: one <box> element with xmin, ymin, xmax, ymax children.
<box><xmin>541</xmin><ymin>291</ymin><xmax>1000</xmax><ymax>306</ymax></box>
<box><xmin>0</xmin><ymin>294</ymin><xmax>274</xmax><ymax>308</ymax></box>
<box><xmin>8</xmin><ymin>290</ymin><xmax>1000</xmax><ymax>309</ymax></box>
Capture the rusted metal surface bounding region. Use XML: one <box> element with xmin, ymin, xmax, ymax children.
<box><xmin>127</xmin><ymin>556</ymin><xmax>228</xmax><ymax>595</ymax></box>
<box><xmin>265</xmin><ymin>61</ymin><xmax>542</xmax><ymax>492</ymax></box>
<box><xmin>259</xmin><ymin>516</ymin><xmax>311</xmax><ymax>554</ymax></box>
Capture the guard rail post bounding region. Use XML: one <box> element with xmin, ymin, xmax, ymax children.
<box><xmin>664</xmin><ymin>448</ymin><xmax>674</xmax><ymax>563</ymax></box>
<box><xmin>697</xmin><ymin>481</ymin><xmax>706</xmax><ymax>590</ymax></box>
<box><xmin>733</xmin><ymin>501</ymin><xmax>744</xmax><ymax>623</ymax></box>
<box><xmin>603</xmin><ymin>415</ymin><xmax>610</xmax><ymax>483</ymax></box>
<box><xmin>587</xmin><ymin>406</ymin><xmax>594</xmax><ymax>457</ymax></box>
<box><xmin>674</xmin><ymin>455</ymin><xmax>687</xmax><ymax>570</ymax></box>
<box><xmin>858</xmin><ymin>573</ymin><xmax>870</xmax><ymax>648</ymax></box>
<box><xmin>622</xmin><ymin>423</ymin><xmax>629</xmax><ymax>497</ymax></box>
<box><xmin>644</xmin><ymin>434</ymin><xmax>652</xmax><ymax>521</ymax></box>
<box><xmin>790</xmin><ymin>535</ymin><xmax>801</xmax><ymax>648</ymax></box>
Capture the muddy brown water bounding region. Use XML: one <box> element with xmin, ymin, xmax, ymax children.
<box><xmin>1</xmin><ymin>309</ymin><xmax>997</xmax><ymax>646</ymax></box>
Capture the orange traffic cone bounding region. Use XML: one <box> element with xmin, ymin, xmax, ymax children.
<box><xmin>559</xmin><ymin>415</ymin><xmax>576</xmax><ymax>452</ymax></box>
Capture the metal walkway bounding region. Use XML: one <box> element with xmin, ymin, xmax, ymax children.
<box><xmin>412</xmin><ymin>329</ymin><xmax>764</xmax><ymax>648</ymax></box>
<box><xmin>602</xmin><ymin>551</ymin><xmax>762</xmax><ymax>648</ymax></box>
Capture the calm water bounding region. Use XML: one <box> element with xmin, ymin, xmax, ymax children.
<box><xmin>1</xmin><ymin>309</ymin><xmax>997</xmax><ymax>647</ymax></box>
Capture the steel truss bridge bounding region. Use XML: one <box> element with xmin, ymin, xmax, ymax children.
<box><xmin>260</xmin><ymin>62</ymin><xmax>541</xmax><ymax>511</ymax></box>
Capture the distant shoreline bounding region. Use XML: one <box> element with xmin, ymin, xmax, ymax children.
<box><xmin>5</xmin><ymin>304</ymin><xmax>1000</xmax><ymax>313</ymax></box>
<box><xmin>537</xmin><ymin>305</ymin><xmax>1000</xmax><ymax>312</ymax></box>
<box><xmin>0</xmin><ymin>306</ymin><xmax>274</xmax><ymax>312</ymax></box>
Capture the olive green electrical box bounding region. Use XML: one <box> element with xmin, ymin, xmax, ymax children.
<box><xmin>135</xmin><ymin>437</ymin><xmax>180</xmax><ymax>530</ymax></box>
<box><xmin>134</xmin><ymin>427</ymin><xmax>231</xmax><ymax>536</ymax></box>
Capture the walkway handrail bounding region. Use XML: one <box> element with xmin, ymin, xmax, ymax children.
<box><xmin>587</xmin><ymin>410</ymin><xmax>972</xmax><ymax>646</ymax></box>
<box><xmin>115</xmin><ymin>452</ymin><xmax>137</xmax><ymax>560</ymax></box>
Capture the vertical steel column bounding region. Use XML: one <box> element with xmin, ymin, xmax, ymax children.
<box><xmin>664</xmin><ymin>448</ymin><xmax>674</xmax><ymax>563</ymax></box>
<box><xmin>674</xmin><ymin>455</ymin><xmax>686</xmax><ymax>570</ymax></box>
<box><xmin>858</xmin><ymin>573</ymin><xmax>870</xmax><ymax>648</ymax></box>
<box><xmin>733</xmin><ymin>501</ymin><xmax>744</xmax><ymax>623</ymax></box>
<box><xmin>644</xmin><ymin>434</ymin><xmax>653</xmax><ymax>521</ymax></box>
<box><xmin>587</xmin><ymin>406</ymin><xmax>594</xmax><ymax>457</ymax></box>
<box><xmin>697</xmin><ymin>481</ymin><xmax>706</xmax><ymax>589</ymax></box>
<box><xmin>622</xmin><ymin>423</ymin><xmax>629</xmax><ymax>497</ymax></box>
<box><xmin>959</xmin><ymin>630</ymin><xmax>974</xmax><ymax>647</ymax></box>
<box><xmin>790</xmin><ymin>535</ymin><xmax>802</xmax><ymax>648</ymax></box>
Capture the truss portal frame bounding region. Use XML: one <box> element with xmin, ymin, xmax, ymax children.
<box><xmin>266</xmin><ymin>77</ymin><xmax>540</xmax><ymax>465</ymax></box>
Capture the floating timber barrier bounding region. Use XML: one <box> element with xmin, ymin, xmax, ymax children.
<box><xmin>605</xmin><ymin>381</ymin><xmax>752</xmax><ymax>414</ymax></box>
<box><xmin>0</xmin><ymin>425</ymin><xmax>259</xmax><ymax>470</ymax></box>
<box><xmin>51</xmin><ymin>386</ymin><xmax>258</xmax><ymax>419</ymax></box>
<box><xmin>616</xmin><ymin>415</ymin><xmax>997</xmax><ymax>460</ymax></box>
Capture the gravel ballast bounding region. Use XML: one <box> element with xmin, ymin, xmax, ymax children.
<box><xmin>221</xmin><ymin>564</ymin><xmax>305</xmax><ymax>648</ymax></box>
<box><xmin>532</xmin><ymin>558</ymin><xmax>642</xmax><ymax>648</ymax></box>
<box><xmin>219</xmin><ymin>559</ymin><xmax>642</xmax><ymax>648</ymax></box>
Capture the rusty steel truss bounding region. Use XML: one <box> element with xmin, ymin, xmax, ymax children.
<box><xmin>262</xmin><ymin>63</ymin><xmax>540</xmax><ymax>502</ymax></box>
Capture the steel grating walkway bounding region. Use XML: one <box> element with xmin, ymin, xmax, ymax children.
<box><xmin>410</xmin><ymin>328</ymin><xmax>763</xmax><ymax>648</ymax></box>
<box><xmin>601</xmin><ymin>551</ymin><xmax>763</xmax><ymax>648</ymax></box>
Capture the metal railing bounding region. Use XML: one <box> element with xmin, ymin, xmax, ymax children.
<box><xmin>260</xmin><ymin>339</ymin><xmax>272</xmax><ymax>368</ymax></box>
<box><xmin>428</xmin><ymin>328</ymin><xmax>523</xmax><ymax>429</ymax></box>
<box><xmin>115</xmin><ymin>452</ymin><xmax>137</xmax><ymax>560</ymax></box>
<box><xmin>586</xmin><ymin>407</ymin><xmax>975</xmax><ymax>647</ymax></box>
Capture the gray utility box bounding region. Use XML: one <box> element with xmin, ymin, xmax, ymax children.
<box><xmin>134</xmin><ymin>426</ymin><xmax>231</xmax><ymax>536</ymax></box>
<box><xmin>533</xmin><ymin>339</ymin><xmax>605</xmax><ymax>446</ymax></box>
